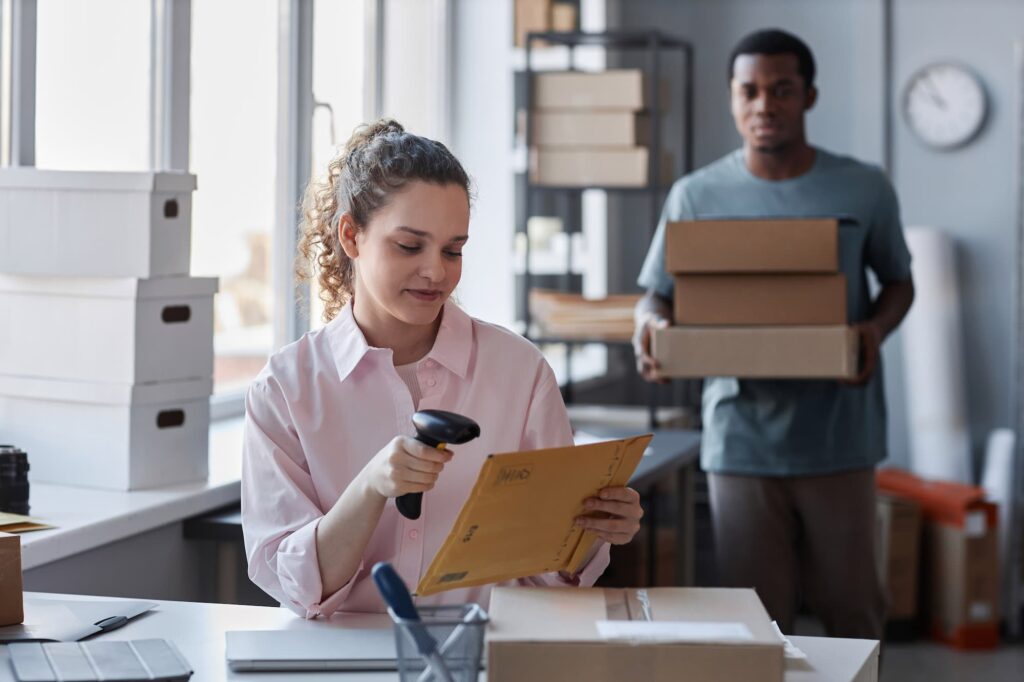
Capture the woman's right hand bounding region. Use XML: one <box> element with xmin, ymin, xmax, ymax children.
<box><xmin>363</xmin><ymin>436</ymin><xmax>453</xmax><ymax>498</ymax></box>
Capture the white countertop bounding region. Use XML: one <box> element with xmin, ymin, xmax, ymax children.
<box><xmin>0</xmin><ymin>593</ymin><xmax>879</xmax><ymax>682</ymax></box>
<box><xmin>19</xmin><ymin>418</ymin><xmax>245</xmax><ymax>570</ymax></box>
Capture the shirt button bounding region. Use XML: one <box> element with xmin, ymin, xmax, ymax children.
<box><xmin>427</xmin><ymin>378</ymin><xmax>437</xmax><ymax>387</ymax></box>
<box><xmin>409</xmin><ymin>529</ymin><xmax>419</xmax><ymax>539</ymax></box>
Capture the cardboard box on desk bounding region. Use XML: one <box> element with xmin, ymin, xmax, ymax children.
<box><xmin>0</xmin><ymin>532</ymin><xmax>24</xmax><ymax>626</ymax></box>
<box><xmin>652</xmin><ymin>326</ymin><xmax>858</xmax><ymax>379</ymax></box>
<box><xmin>666</xmin><ymin>219</ymin><xmax>839</xmax><ymax>274</ymax></box>
<box><xmin>487</xmin><ymin>587</ymin><xmax>784</xmax><ymax>682</ymax></box>
<box><xmin>877</xmin><ymin>469</ymin><xmax>999</xmax><ymax>649</ymax></box>
<box><xmin>674</xmin><ymin>273</ymin><xmax>847</xmax><ymax>326</ymax></box>
<box><xmin>0</xmin><ymin>168</ymin><xmax>195</xmax><ymax>278</ymax></box>
<box><xmin>876</xmin><ymin>493</ymin><xmax>922</xmax><ymax>621</ymax></box>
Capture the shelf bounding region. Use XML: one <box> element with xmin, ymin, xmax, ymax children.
<box><xmin>525</xmin><ymin>30</ymin><xmax>691</xmax><ymax>50</ymax></box>
<box><xmin>531</xmin><ymin>335</ymin><xmax>633</xmax><ymax>346</ymax></box>
<box><xmin>510</xmin><ymin>44</ymin><xmax>607</xmax><ymax>72</ymax></box>
<box><xmin>526</xmin><ymin>183</ymin><xmax>674</xmax><ymax>193</ymax></box>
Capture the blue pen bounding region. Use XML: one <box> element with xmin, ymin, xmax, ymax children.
<box><xmin>372</xmin><ymin>562</ymin><xmax>455</xmax><ymax>682</ymax></box>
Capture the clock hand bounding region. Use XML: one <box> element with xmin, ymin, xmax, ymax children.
<box><xmin>922</xmin><ymin>74</ymin><xmax>947</xmax><ymax>110</ymax></box>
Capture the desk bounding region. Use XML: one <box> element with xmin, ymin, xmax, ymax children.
<box><xmin>0</xmin><ymin>593</ymin><xmax>879</xmax><ymax>681</ymax></box>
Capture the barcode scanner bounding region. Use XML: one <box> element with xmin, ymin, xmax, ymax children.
<box><xmin>395</xmin><ymin>410</ymin><xmax>481</xmax><ymax>520</ymax></box>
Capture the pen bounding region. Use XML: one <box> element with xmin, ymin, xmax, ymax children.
<box><xmin>372</xmin><ymin>562</ymin><xmax>455</xmax><ymax>682</ymax></box>
<box><xmin>94</xmin><ymin>616</ymin><xmax>129</xmax><ymax>633</ymax></box>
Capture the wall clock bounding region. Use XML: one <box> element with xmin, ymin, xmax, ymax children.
<box><xmin>903</xmin><ymin>63</ymin><xmax>987</xmax><ymax>149</ymax></box>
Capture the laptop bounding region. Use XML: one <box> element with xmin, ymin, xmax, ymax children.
<box><xmin>225</xmin><ymin>629</ymin><xmax>398</xmax><ymax>672</ymax></box>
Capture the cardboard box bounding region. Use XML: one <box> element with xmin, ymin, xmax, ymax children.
<box><xmin>487</xmin><ymin>587</ymin><xmax>784</xmax><ymax>682</ymax></box>
<box><xmin>0</xmin><ymin>376</ymin><xmax>211</xmax><ymax>490</ymax></box>
<box><xmin>652</xmin><ymin>326</ymin><xmax>858</xmax><ymax>379</ymax></box>
<box><xmin>0</xmin><ymin>168</ymin><xmax>195</xmax><ymax>278</ymax></box>
<box><xmin>0</xmin><ymin>532</ymin><xmax>23</xmax><ymax>626</ymax></box>
<box><xmin>876</xmin><ymin>469</ymin><xmax>1000</xmax><ymax>649</ymax></box>
<box><xmin>0</xmin><ymin>275</ymin><xmax>217</xmax><ymax>384</ymax></box>
<box><xmin>550</xmin><ymin>2</ymin><xmax>576</xmax><ymax>32</ymax></box>
<box><xmin>530</xmin><ymin>147</ymin><xmax>671</xmax><ymax>187</ymax></box>
<box><xmin>674</xmin><ymin>274</ymin><xmax>847</xmax><ymax>326</ymax></box>
<box><xmin>531</xmin><ymin>111</ymin><xmax>649</xmax><ymax>147</ymax></box>
<box><xmin>534</xmin><ymin>70</ymin><xmax>644</xmax><ymax>110</ymax></box>
<box><xmin>514</xmin><ymin>0</ymin><xmax>550</xmax><ymax>48</ymax></box>
<box><xmin>876</xmin><ymin>493</ymin><xmax>922</xmax><ymax>621</ymax></box>
<box><xmin>665</xmin><ymin>219</ymin><xmax>839</xmax><ymax>274</ymax></box>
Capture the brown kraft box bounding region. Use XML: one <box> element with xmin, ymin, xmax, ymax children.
<box><xmin>876</xmin><ymin>493</ymin><xmax>923</xmax><ymax>621</ymax></box>
<box><xmin>533</xmin><ymin>69</ymin><xmax>645</xmax><ymax>110</ymax></box>
<box><xmin>0</xmin><ymin>531</ymin><xmax>24</xmax><ymax>625</ymax></box>
<box><xmin>674</xmin><ymin>273</ymin><xmax>847</xmax><ymax>326</ymax></box>
<box><xmin>530</xmin><ymin>111</ymin><xmax>649</xmax><ymax>147</ymax></box>
<box><xmin>665</xmin><ymin>218</ymin><xmax>839</xmax><ymax>274</ymax></box>
<box><xmin>652</xmin><ymin>326</ymin><xmax>859</xmax><ymax>379</ymax></box>
<box><xmin>487</xmin><ymin>587</ymin><xmax>784</xmax><ymax>682</ymax></box>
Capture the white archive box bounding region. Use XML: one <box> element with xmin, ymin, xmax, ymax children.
<box><xmin>0</xmin><ymin>275</ymin><xmax>217</xmax><ymax>384</ymax></box>
<box><xmin>0</xmin><ymin>168</ymin><xmax>196</xmax><ymax>278</ymax></box>
<box><xmin>0</xmin><ymin>376</ymin><xmax>211</xmax><ymax>490</ymax></box>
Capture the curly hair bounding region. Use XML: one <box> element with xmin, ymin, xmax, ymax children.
<box><xmin>296</xmin><ymin>118</ymin><xmax>472</xmax><ymax>322</ymax></box>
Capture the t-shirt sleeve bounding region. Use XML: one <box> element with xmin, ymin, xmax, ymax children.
<box><xmin>864</xmin><ymin>173</ymin><xmax>913</xmax><ymax>284</ymax></box>
<box><xmin>637</xmin><ymin>178</ymin><xmax>697</xmax><ymax>300</ymax></box>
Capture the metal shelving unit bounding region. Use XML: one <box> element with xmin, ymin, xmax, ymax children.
<box><xmin>517</xmin><ymin>30</ymin><xmax>694</xmax><ymax>415</ymax></box>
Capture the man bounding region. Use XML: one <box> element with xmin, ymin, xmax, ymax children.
<box><xmin>633</xmin><ymin>29</ymin><xmax>914</xmax><ymax>640</ymax></box>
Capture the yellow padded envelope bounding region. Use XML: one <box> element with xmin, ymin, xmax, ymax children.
<box><xmin>416</xmin><ymin>434</ymin><xmax>652</xmax><ymax>596</ymax></box>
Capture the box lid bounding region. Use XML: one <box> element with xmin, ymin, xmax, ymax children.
<box><xmin>877</xmin><ymin>468</ymin><xmax>997</xmax><ymax>528</ymax></box>
<box><xmin>0</xmin><ymin>376</ymin><xmax>213</xmax><ymax>406</ymax></box>
<box><xmin>0</xmin><ymin>275</ymin><xmax>218</xmax><ymax>299</ymax></box>
<box><xmin>0</xmin><ymin>168</ymin><xmax>197</xmax><ymax>192</ymax></box>
<box><xmin>488</xmin><ymin>587</ymin><xmax>781</xmax><ymax>648</ymax></box>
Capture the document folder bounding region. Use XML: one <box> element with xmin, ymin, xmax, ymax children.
<box><xmin>416</xmin><ymin>434</ymin><xmax>651</xmax><ymax>596</ymax></box>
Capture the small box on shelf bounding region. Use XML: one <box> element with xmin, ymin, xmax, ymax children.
<box><xmin>533</xmin><ymin>69</ymin><xmax>645</xmax><ymax>110</ymax></box>
<box><xmin>530</xmin><ymin>147</ymin><xmax>673</xmax><ymax>188</ymax></box>
<box><xmin>530</xmin><ymin>111</ymin><xmax>650</xmax><ymax>147</ymax></box>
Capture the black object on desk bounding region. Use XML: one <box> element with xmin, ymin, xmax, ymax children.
<box><xmin>0</xmin><ymin>444</ymin><xmax>30</xmax><ymax>516</ymax></box>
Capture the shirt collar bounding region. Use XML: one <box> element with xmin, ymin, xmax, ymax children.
<box><xmin>327</xmin><ymin>298</ymin><xmax>472</xmax><ymax>382</ymax></box>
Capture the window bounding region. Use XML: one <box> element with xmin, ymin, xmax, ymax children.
<box><xmin>189</xmin><ymin>0</ymin><xmax>279</xmax><ymax>393</ymax></box>
<box><xmin>308</xmin><ymin>0</ymin><xmax>367</xmax><ymax>329</ymax></box>
<box><xmin>33</xmin><ymin>0</ymin><xmax>150</xmax><ymax>170</ymax></box>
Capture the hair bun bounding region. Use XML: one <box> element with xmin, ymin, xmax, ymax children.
<box><xmin>344</xmin><ymin>118</ymin><xmax>405</xmax><ymax>157</ymax></box>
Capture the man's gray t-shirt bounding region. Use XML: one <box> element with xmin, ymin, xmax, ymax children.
<box><xmin>637</xmin><ymin>147</ymin><xmax>912</xmax><ymax>476</ymax></box>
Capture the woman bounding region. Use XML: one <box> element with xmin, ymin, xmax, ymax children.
<box><xmin>242</xmin><ymin>119</ymin><xmax>643</xmax><ymax>617</ymax></box>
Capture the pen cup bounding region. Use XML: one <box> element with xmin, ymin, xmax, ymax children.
<box><xmin>391</xmin><ymin>603</ymin><xmax>488</xmax><ymax>682</ymax></box>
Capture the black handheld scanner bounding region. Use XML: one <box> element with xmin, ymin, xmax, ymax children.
<box><xmin>395</xmin><ymin>410</ymin><xmax>481</xmax><ymax>520</ymax></box>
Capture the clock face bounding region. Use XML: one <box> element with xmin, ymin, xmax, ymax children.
<box><xmin>903</xmin><ymin>63</ymin><xmax>987</xmax><ymax>149</ymax></box>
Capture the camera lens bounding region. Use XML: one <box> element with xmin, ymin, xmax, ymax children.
<box><xmin>0</xmin><ymin>445</ymin><xmax>30</xmax><ymax>516</ymax></box>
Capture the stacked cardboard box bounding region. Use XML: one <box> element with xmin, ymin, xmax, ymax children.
<box><xmin>0</xmin><ymin>169</ymin><xmax>217</xmax><ymax>491</ymax></box>
<box><xmin>877</xmin><ymin>468</ymin><xmax>1000</xmax><ymax>649</ymax></box>
<box><xmin>530</xmin><ymin>69</ymin><xmax>659</xmax><ymax>187</ymax></box>
<box><xmin>513</xmin><ymin>0</ymin><xmax>576</xmax><ymax>47</ymax></box>
<box><xmin>877</xmin><ymin>493</ymin><xmax>923</xmax><ymax>630</ymax></box>
<box><xmin>652</xmin><ymin>218</ymin><xmax>858</xmax><ymax>379</ymax></box>
<box><xmin>529</xmin><ymin>289</ymin><xmax>640</xmax><ymax>341</ymax></box>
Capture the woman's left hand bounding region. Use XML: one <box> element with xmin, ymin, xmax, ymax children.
<box><xmin>575</xmin><ymin>486</ymin><xmax>644</xmax><ymax>545</ymax></box>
